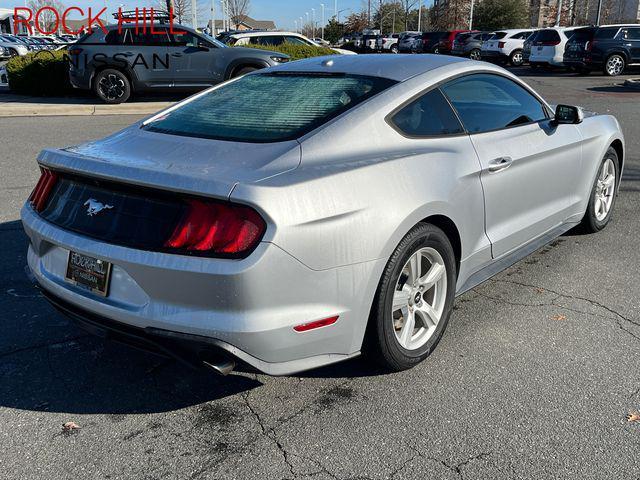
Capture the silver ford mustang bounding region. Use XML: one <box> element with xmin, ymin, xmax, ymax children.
<box><xmin>22</xmin><ymin>55</ymin><xmax>624</xmax><ymax>376</ymax></box>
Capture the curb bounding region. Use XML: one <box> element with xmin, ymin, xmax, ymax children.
<box><xmin>0</xmin><ymin>101</ymin><xmax>174</xmax><ymax>117</ymax></box>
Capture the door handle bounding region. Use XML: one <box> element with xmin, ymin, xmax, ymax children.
<box><xmin>121</xmin><ymin>51</ymin><xmax>134</xmax><ymax>57</ymax></box>
<box><xmin>488</xmin><ymin>156</ymin><xmax>513</xmax><ymax>173</ymax></box>
<box><xmin>171</xmin><ymin>53</ymin><xmax>183</xmax><ymax>57</ymax></box>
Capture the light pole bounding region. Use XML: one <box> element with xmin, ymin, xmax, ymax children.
<box><xmin>294</xmin><ymin>19</ymin><xmax>298</xmax><ymax>33</ymax></box>
<box><xmin>210</xmin><ymin>0</ymin><xmax>215</xmax><ymax>35</ymax></box>
<box><xmin>555</xmin><ymin>0</ymin><xmax>563</xmax><ymax>25</ymax></box>
<box><xmin>469</xmin><ymin>0</ymin><xmax>474</xmax><ymax>29</ymax></box>
<box><xmin>596</xmin><ymin>0</ymin><xmax>603</xmax><ymax>24</ymax></box>
<box><xmin>312</xmin><ymin>8</ymin><xmax>316</xmax><ymax>38</ymax></box>
<box><xmin>417</xmin><ymin>0</ymin><xmax>422</xmax><ymax>31</ymax></box>
<box><xmin>321</xmin><ymin>3</ymin><xmax>325</xmax><ymax>40</ymax></box>
<box><xmin>334</xmin><ymin>0</ymin><xmax>337</xmax><ymax>20</ymax></box>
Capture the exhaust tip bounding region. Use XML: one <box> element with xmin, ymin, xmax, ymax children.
<box><xmin>202</xmin><ymin>359</ymin><xmax>236</xmax><ymax>376</ymax></box>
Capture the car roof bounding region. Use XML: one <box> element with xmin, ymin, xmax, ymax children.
<box><xmin>264</xmin><ymin>54</ymin><xmax>470</xmax><ymax>82</ymax></box>
<box><xmin>231</xmin><ymin>31</ymin><xmax>301</xmax><ymax>37</ymax></box>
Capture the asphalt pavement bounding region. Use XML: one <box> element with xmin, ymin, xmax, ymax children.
<box><xmin>1</xmin><ymin>68</ymin><xmax>639</xmax><ymax>480</ymax></box>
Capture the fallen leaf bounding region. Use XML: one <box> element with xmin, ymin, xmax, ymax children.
<box><xmin>535</xmin><ymin>288</ymin><xmax>545</xmax><ymax>294</ymax></box>
<box><xmin>627</xmin><ymin>412</ymin><xmax>640</xmax><ymax>423</ymax></box>
<box><xmin>62</xmin><ymin>421</ymin><xmax>81</xmax><ymax>433</ymax></box>
<box><xmin>551</xmin><ymin>314</ymin><xmax>567</xmax><ymax>321</ymax></box>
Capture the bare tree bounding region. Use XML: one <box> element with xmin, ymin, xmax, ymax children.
<box><xmin>27</xmin><ymin>0</ymin><xmax>65</xmax><ymax>33</ymax></box>
<box><xmin>228</xmin><ymin>0</ymin><xmax>251</xmax><ymax>23</ymax></box>
<box><xmin>399</xmin><ymin>0</ymin><xmax>418</xmax><ymax>30</ymax></box>
<box><xmin>157</xmin><ymin>0</ymin><xmax>191</xmax><ymax>24</ymax></box>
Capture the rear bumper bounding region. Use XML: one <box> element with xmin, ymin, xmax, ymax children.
<box><xmin>529</xmin><ymin>54</ymin><xmax>564</xmax><ymax>66</ymax></box>
<box><xmin>21</xmin><ymin>203</ymin><xmax>376</xmax><ymax>375</ymax></box>
<box><xmin>480</xmin><ymin>50</ymin><xmax>508</xmax><ymax>61</ymax></box>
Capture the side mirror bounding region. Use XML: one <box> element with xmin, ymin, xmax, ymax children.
<box><xmin>554</xmin><ymin>104</ymin><xmax>584</xmax><ymax>125</ymax></box>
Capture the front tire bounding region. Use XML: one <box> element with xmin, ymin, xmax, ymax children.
<box><xmin>367</xmin><ymin>224</ymin><xmax>456</xmax><ymax>371</ymax></box>
<box><xmin>9</xmin><ymin>48</ymin><xmax>18</xmax><ymax>57</ymax></box>
<box><xmin>93</xmin><ymin>69</ymin><xmax>130</xmax><ymax>104</ymax></box>
<box><xmin>232</xmin><ymin>66</ymin><xmax>258</xmax><ymax>77</ymax></box>
<box><xmin>469</xmin><ymin>48</ymin><xmax>481</xmax><ymax>61</ymax></box>
<box><xmin>581</xmin><ymin>147</ymin><xmax>619</xmax><ymax>232</ymax></box>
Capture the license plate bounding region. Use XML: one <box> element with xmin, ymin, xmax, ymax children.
<box><xmin>65</xmin><ymin>251</ymin><xmax>112</xmax><ymax>297</ymax></box>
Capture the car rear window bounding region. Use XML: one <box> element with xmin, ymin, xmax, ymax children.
<box><xmin>490</xmin><ymin>32</ymin><xmax>507</xmax><ymax>40</ymax></box>
<box><xmin>456</xmin><ymin>33</ymin><xmax>473</xmax><ymax>42</ymax></box>
<box><xmin>594</xmin><ymin>27</ymin><xmax>619</xmax><ymax>39</ymax></box>
<box><xmin>568</xmin><ymin>28</ymin><xmax>595</xmax><ymax>42</ymax></box>
<box><xmin>143</xmin><ymin>73</ymin><xmax>397</xmax><ymax>143</ymax></box>
<box><xmin>536</xmin><ymin>30</ymin><xmax>561</xmax><ymax>43</ymax></box>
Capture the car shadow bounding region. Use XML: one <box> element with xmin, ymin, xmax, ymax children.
<box><xmin>588</xmin><ymin>85</ymin><xmax>640</xmax><ymax>93</ymax></box>
<box><xmin>0</xmin><ymin>220</ymin><xmax>261</xmax><ymax>415</ymax></box>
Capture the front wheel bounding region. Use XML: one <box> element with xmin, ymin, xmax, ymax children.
<box><xmin>391</xmin><ymin>45</ymin><xmax>399</xmax><ymax>54</ymax></box>
<box><xmin>93</xmin><ymin>69</ymin><xmax>130</xmax><ymax>104</ymax></box>
<box><xmin>604</xmin><ymin>54</ymin><xmax>625</xmax><ymax>76</ymax></box>
<box><xmin>581</xmin><ymin>147</ymin><xmax>619</xmax><ymax>232</ymax></box>
<box><xmin>433</xmin><ymin>47</ymin><xmax>440</xmax><ymax>54</ymax></box>
<box><xmin>232</xmin><ymin>66</ymin><xmax>258</xmax><ymax>78</ymax></box>
<box><xmin>9</xmin><ymin>48</ymin><xmax>18</xmax><ymax>57</ymax></box>
<box><xmin>366</xmin><ymin>224</ymin><xmax>456</xmax><ymax>371</ymax></box>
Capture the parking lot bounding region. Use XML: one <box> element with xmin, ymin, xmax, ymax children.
<box><xmin>1</xmin><ymin>68</ymin><xmax>640</xmax><ymax>479</ymax></box>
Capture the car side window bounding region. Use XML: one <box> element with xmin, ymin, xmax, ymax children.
<box><xmin>441</xmin><ymin>74</ymin><xmax>548</xmax><ymax>134</ymax></box>
<box><xmin>171</xmin><ymin>31</ymin><xmax>206</xmax><ymax>47</ymax></box>
<box><xmin>391</xmin><ymin>88</ymin><xmax>464</xmax><ymax>137</ymax></box>
<box><xmin>284</xmin><ymin>36</ymin><xmax>308</xmax><ymax>45</ymax></box>
<box><xmin>125</xmin><ymin>28</ymin><xmax>171</xmax><ymax>46</ymax></box>
<box><xmin>624</xmin><ymin>28</ymin><xmax>640</xmax><ymax>40</ymax></box>
<box><xmin>105</xmin><ymin>30</ymin><xmax>124</xmax><ymax>45</ymax></box>
<box><xmin>257</xmin><ymin>36</ymin><xmax>284</xmax><ymax>46</ymax></box>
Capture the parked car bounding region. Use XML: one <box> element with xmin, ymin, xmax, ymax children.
<box><xmin>433</xmin><ymin>30</ymin><xmax>474</xmax><ymax>54</ymax></box>
<box><xmin>397</xmin><ymin>32</ymin><xmax>423</xmax><ymax>53</ymax></box>
<box><xmin>451</xmin><ymin>31</ymin><xmax>493</xmax><ymax>60</ymax></box>
<box><xmin>0</xmin><ymin>34</ymin><xmax>30</xmax><ymax>56</ymax></box>
<box><xmin>0</xmin><ymin>63</ymin><xmax>8</xmax><ymax>86</ymax></box>
<box><xmin>416</xmin><ymin>31</ymin><xmax>449</xmax><ymax>53</ymax></box>
<box><xmin>221</xmin><ymin>31</ymin><xmax>356</xmax><ymax>55</ymax></box>
<box><xmin>22</xmin><ymin>55</ymin><xmax>624</xmax><ymax>376</ymax></box>
<box><xmin>381</xmin><ymin>33</ymin><xmax>401</xmax><ymax>53</ymax></box>
<box><xmin>580</xmin><ymin>24</ymin><xmax>640</xmax><ymax>76</ymax></box>
<box><xmin>67</xmin><ymin>23</ymin><xmax>289</xmax><ymax>104</ymax></box>
<box><xmin>481</xmin><ymin>29</ymin><xmax>535</xmax><ymax>66</ymax></box>
<box><xmin>522</xmin><ymin>30</ymin><xmax>540</xmax><ymax>64</ymax></box>
<box><xmin>312</xmin><ymin>37</ymin><xmax>331</xmax><ymax>46</ymax></box>
<box><xmin>563</xmin><ymin>26</ymin><xmax>597</xmax><ymax>73</ymax></box>
<box><xmin>529</xmin><ymin>27</ymin><xmax>581</xmax><ymax>68</ymax></box>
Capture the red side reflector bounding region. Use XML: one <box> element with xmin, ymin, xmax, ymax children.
<box><xmin>29</xmin><ymin>168</ymin><xmax>58</xmax><ymax>212</ymax></box>
<box><xmin>294</xmin><ymin>316</ymin><xmax>339</xmax><ymax>332</ymax></box>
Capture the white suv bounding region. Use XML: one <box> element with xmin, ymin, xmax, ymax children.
<box><xmin>529</xmin><ymin>27</ymin><xmax>580</xmax><ymax>67</ymax></box>
<box><xmin>481</xmin><ymin>29</ymin><xmax>535</xmax><ymax>66</ymax></box>
<box><xmin>224</xmin><ymin>31</ymin><xmax>356</xmax><ymax>55</ymax></box>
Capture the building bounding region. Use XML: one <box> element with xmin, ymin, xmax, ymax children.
<box><xmin>0</xmin><ymin>8</ymin><xmax>30</xmax><ymax>35</ymax></box>
<box><xmin>530</xmin><ymin>0</ymin><xmax>640</xmax><ymax>26</ymax></box>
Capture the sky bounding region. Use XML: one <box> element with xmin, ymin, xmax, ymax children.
<box><xmin>0</xmin><ymin>0</ymin><xmax>382</xmax><ymax>31</ymax></box>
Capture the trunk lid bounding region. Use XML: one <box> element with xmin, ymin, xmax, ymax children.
<box><xmin>38</xmin><ymin>123</ymin><xmax>301</xmax><ymax>199</ymax></box>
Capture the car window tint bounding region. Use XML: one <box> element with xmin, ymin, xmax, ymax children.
<box><xmin>537</xmin><ymin>30</ymin><xmax>560</xmax><ymax>42</ymax></box>
<box><xmin>595</xmin><ymin>27</ymin><xmax>618</xmax><ymax>39</ymax></box>
<box><xmin>490</xmin><ymin>32</ymin><xmax>507</xmax><ymax>40</ymax></box>
<box><xmin>442</xmin><ymin>74</ymin><xmax>547</xmax><ymax>133</ymax></box>
<box><xmin>284</xmin><ymin>36</ymin><xmax>308</xmax><ymax>45</ymax></box>
<box><xmin>391</xmin><ymin>88</ymin><xmax>464</xmax><ymax>137</ymax></box>
<box><xmin>125</xmin><ymin>28</ymin><xmax>171</xmax><ymax>45</ymax></box>
<box><xmin>256</xmin><ymin>36</ymin><xmax>284</xmax><ymax>46</ymax></box>
<box><xmin>143</xmin><ymin>73</ymin><xmax>397</xmax><ymax>143</ymax></box>
<box><xmin>105</xmin><ymin>30</ymin><xmax>124</xmax><ymax>45</ymax></box>
<box><xmin>171</xmin><ymin>31</ymin><xmax>204</xmax><ymax>47</ymax></box>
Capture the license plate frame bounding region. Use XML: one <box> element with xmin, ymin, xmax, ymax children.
<box><xmin>65</xmin><ymin>251</ymin><xmax>112</xmax><ymax>297</ymax></box>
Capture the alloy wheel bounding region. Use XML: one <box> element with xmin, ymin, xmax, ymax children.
<box><xmin>606</xmin><ymin>55</ymin><xmax>624</xmax><ymax>76</ymax></box>
<box><xmin>511</xmin><ymin>52</ymin><xmax>523</xmax><ymax>66</ymax></box>
<box><xmin>392</xmin><ymin>247</ymin><xmax>447</xmax><ymax>351</ymax></box>
<box><xmin>469</xmin><ymin>49</ymin><xmax>481</xmax><ymax>61</ymax></box>
<box><xmin>594</xmin><ymin>157</ymin><xmax>616</xmax><ymax>221</ymax></box>
<box><xmin>98</xmin><ymin>74</ymin><xmax>126</xmax><ymax>102</ymax></box>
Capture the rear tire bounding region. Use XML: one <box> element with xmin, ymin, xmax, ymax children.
<box><xmin>581</xmin><ymin>147</ymin><xmax>619</xmax><ymax>233</ymax></box>
<box><xmin>510</xmin><ymin>49</ymin><xmax>524</xmax><ymax>66</ymax></box>
<box><xmin>469</xmin><ymin>49</ymin><xmax>481</xmax><ymax>61</ymax></box>
<box><xmin>366</xmin><ymin>223</ymin><xmax>456</xmax><ymax>371</ymax></box>
<box><xmin>604</xmin><ymin>54</ymin><xmax>625</xmax><ymax>76</ymax></box>
<box><xmin>391</xmin><ymin>45</ymin><xmax>399</xmax><ymax>54</ymax></box>
<box><xmin>93</xmin><ymin>69</ymin><xmax>130</xmax><ymax>104</ymax></box>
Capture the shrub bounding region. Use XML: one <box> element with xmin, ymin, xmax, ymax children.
<box><xmin>238</xmin><ymin>42</ymin><xmax>338</xmax><ymax>61</ymax></box>
<box><xmin>6</xmin><ymin>50</ymin><xmax>72</xmax><ymax>96</ymax></box>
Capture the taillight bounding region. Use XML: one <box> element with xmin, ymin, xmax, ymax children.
<box><xmin>498</xmin><ymin>41</ymin><xmax>506</xmax><ymax>48</ymax></box>
<box><xmin>586</xmin><ymin>41</ymin><xmax>593</xmax><ymax>51</ymax></box>
<box><xmin>164</xmin><ymin>199</ymin><xmax>266</xmax><ymax>257</ymax></box>
<box><xmin>29</xmin><ymin>168</ymin><xmax>58</xmax><ymax>212</ymax></box>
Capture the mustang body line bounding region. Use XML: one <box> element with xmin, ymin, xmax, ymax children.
<box><xmin>21</xmin><ymin>55</ymin><xmax>624</xmax><ymax>375</ymax></box>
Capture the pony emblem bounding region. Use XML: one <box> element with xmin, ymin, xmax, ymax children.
<box><xmin>84</xmin><ymin>198</ymin><xmax>114</xmax><ymax>216</ymax></box>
